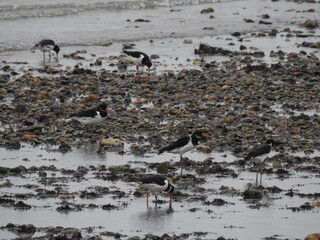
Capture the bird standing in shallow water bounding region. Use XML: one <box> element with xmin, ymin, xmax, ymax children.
<box><xmin>70</xmin><ymin>103</ymin><xmax>110</xmax><ymax>132</ymax></box>
<box><xmin>244</xmin><ymin>139</ymin><xmax>277</xmax><ymax>186</ymax></box>
<box><xmin>122</xmin><ymin>49</ymin><xmax>152</xmax><ymax>73</ymax></box>
<box><xmin>34</xmin><ymin>39</ymin><xmax>60</xmax><ymax>60</ymax></box>
<box><xmin>158</xmin><ymin>130</ymin><xmax>208</xmax><ymax>175</ymax></box>
<box><xmin>159</xmin><ymin>130</ymin><xmax>208</xmax><ymax>160</ymax></box>
<box><xmin>139</xmin><ymin>175</ymin><xmax>174</xmax><ymax>208</ymax></box>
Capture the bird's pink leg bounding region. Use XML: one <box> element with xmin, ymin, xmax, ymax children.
<box><xmin>136</xmin><ymin>65</ymin><xmax>139</xmax><ymax>72</ymax></box>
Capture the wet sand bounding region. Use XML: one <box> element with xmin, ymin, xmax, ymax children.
<box><xmin>1</xmin><ymin>0</ymin><xmax>320</xmax><ymax>239</ymax></box>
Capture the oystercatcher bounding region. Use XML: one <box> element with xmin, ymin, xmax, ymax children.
<box><xmin>122</xmin><ymin>49</ymin><xmax>152</xmax><ymax>73</ymax></box>
<box><xmin>139</xmin><ymin>175</ymin><xmax>174</xmax><ymax>208</ymax></box>
<box><xmin>244</xmin><ymin>139</ymin><xmax>277</xmax><ymax>186</ymax></box>
<box><xmin>159</xmin><ymin>130</ymin><xmax>208</xmax><ymax>160</ymax></box>
<box><xmin>34</xmin><ymin>39</ymin><xmax>60</xmax><ymax>60</ymax></box>
<box><xmin>70</xmin><ymin>103</ymin><xmax>110</xmax><ymax>132</ymax></box>
<box><xmin>7</xmin><ymin>223</ymin><xmax>36</xmax><ymax>240</ymax></box>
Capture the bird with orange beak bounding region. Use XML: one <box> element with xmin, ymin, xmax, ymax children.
<box><xmin>34</xmin><ymin>39</ymin><xmax>60</xmax><ymax>60</ymax></box>
<box><xmin>159</xmin><ymin>130</ymin><xmax>208</xmax><ymax>160</ymax></box>
<box><xmin>139</xmin><ymin>175</ymin><xmax>174</xmax><ymax>208</ymax></box>
<box><xmin>122</xmin><ymin>49</ymin><xmax>152</xmax><ymax>73</ymax></box>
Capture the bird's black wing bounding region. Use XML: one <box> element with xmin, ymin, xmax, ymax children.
<box><xmin>244</xmin><ymin>143</ymin><xmax>271</xmax><ymax>160</ymax></box>
<box><xmin>159</xmin><ymin>136</ymin><xmax>190</xmax><ymax>154</ymax></box>
<box><xmin>71</xmin><ymin>108</ymin><xmax>97</xmax><ymax>118</ymax></box>
<box><xmin>38</xmin><ymin>39</ymin><xmax>55</xmax><ymax>47</ymax></box>
<box><xmin>140</xmin><ymin>175</ymin><xmax>166</xmax><ymax>186</ymax></box>
<box><xmin>123</xmin><ymin>50</ymin><xmax>144</xmax><ymax>59</ymax></box>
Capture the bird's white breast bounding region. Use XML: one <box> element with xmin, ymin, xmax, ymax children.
<box><xmin>71</xmin><ymin>111</ymin><xmax>105</xmax><ymax>125</ymax></box>
<box><xmin>39</xmin><ymin>45</ymin><xmax>54</xmax><ymax>53</ymax></box>
<box><xmin>127</xmin><ymin>54</ymin><xmax>144</xmax><ymax>66</ymax></box>
<box><xmin>141</xmin><ymin>180</ymin><xmax>169</xmax><ymax>193</ymax></box>
<box><xmin>169</xmin><ymin>141</ymin><xmax>194</xmax><ymax>155</ymax></box>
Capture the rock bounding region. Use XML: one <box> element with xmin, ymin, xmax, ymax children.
<box><xmin>312</xmin><ymin>42</ymin><xmax>320</xmax><ymax>48</ymax></box>
<box><xmin>10</xmin><ymin>165</ymin><xmax>27</xmax><ymax>174</ymax></box>
<box><xmin>240</xmin><ymin>45</ymin><xmax>247</xmax><ymax>50</ymax></box>
<box><xmin>183</xmin><ymin>39</ymin><xmax>193</xmax><ymax>44</ymax></box>
<box><xmin>194</xmin><ymin>44</ymin><xmax>232</xmax><ymax>55</ymax></box>
<box><xmin>59</xmin><ymin>142</ymin><xmax>71</xmax><ymax>153</ymax></box>
<box><xmin>243</xmin><ymin>18</ymin><xmax>254</xmax><ymax>23</ymax></box>
<box><xmin>231</xmin><ymin>32</ymin><xmax>241</xmax><ymax>37</ymax></box>
<box><xmin>204</xmin><ymin>198</ymin><xmax>229</xmax><ymax>206</ymax></box>
<box><xmin>156</xmin><ymin>162</ymin><xmax>170</xmax><ymax>174</ymax></box>
<box><xmin>259</xmin><ymin>20</ymin><xmax>272</xmax><ymax>25</ymax></box>
<box><xmin>0</xmin><ymin>74</ymin><xmax>10</xmax><ymax>83</ymax></box>
<box><xmin>200</xmin><ymin>7</ymin><xmax>214</xmax><ymax>14</ymax></box>
<box><xmin>22</xmin><ymin>134</ymin><xmax>38</xmax><ymax>141</ymax></box>
<box><xmin>305</xmin><ymin>233</ymin><xmax>320</xmax><ymax>240</ymax></box>
<box><xmin>102</xmin><ymin>204</ymin><xmax>118</xmax><ymax>211</ymax></box>
<box><xmin>5</xmin><ymin>141</ymin><xmax>21</xmax><ymax>150</ymax></box>
<box><xmin>101</xmin><ymin>42</ymin><xmax>112</xmax><ymax>47</ymax></box>
<box><xmin>302</xmin><ymin>20</ymin><xmax>318</xmax><ymax>29</ymax></box>
<box><xmin>15</xmin><ymin>201</ymin><xmax>32</xmax><ymax>209</ymax></box>
<box><xmin>15</xmin><ymin>104</ymin><xmax>28</xmax><ymax>113</ymax></box>
<box><xmin>134</xmin><ymin>19</ymin><xmax>151</xmax><ymax>22</ymax></box>
<box><xmin>100</xmin><ymin>138</ymin><xmax>122</xmax><ymax>146</ymax></box>
<box><xmin>243</xmin><ymin>189</ymin><xmax>263</xmax><ymax>200</ymax></box>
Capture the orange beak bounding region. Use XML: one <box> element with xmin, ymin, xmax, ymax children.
<box><xmin>202</xmin><ymin>133</ymin><xmax>208</xmax><ymax>137</ymax></box>
<box><xmin>147</xmin><ymin>67</ymin><xmax>151</xmax><ymax>73</ymax></box>
<box><xmin>105</xmin><ymin>108</ymin><xmax>111</xmax><ymax>113</ymax></box>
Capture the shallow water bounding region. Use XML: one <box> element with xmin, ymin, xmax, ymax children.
<box><xmin>0</xmin><ymin>144</ymin><xmax>319</xmax><ymax>239</ymax></box>
<box><xmin>1</xmin><ymin>0</ymin><xmax>319</xmax><ymax>52</ymax></box>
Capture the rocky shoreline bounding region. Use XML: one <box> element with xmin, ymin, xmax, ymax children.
<box><xmin>1</xmin><ymin>22</ymin><xmax>320</xmax><ymax>240</ymax></box>
<box><xmin>0</xmin><ymin>31</ymin><xmax>319</xmax><ymax>155</ymax></box>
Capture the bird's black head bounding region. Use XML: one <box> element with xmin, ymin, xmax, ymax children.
<box><xmin>97</xmin><ymin>103</ymin><xmax>110</xmax><ymax>113</ymax></box>
<box><xmin>53</xmin><ymin>45</ymin><xmax>60</xmax><ymax>58</ymax></box>
<box><xmin>144</xmin><ymin>58</ymin><xmax>152</xmax><ymax>68</ymax></box>
<box><xmin>266</xmin><ymin>139</ymin><xmax>276</xmax><ymax>146</ymax></box>
<box><xmin>192</xmin><ymin>130</ymin><xmax>208</xmax><ymax>139</ymax></box>
<box><xmin>142</xmin><ymin>56</ymin><xmax>152</xmax><ymax>72</ymax></box>
<box><xmin>191</xmin><ymin>130</ymin><xmax>208</xmax><ymax>146</ymax></box>
<box><xmin>53</xmin><ymin>45</ymin><xmax>60</xmax><ymax>54</ymax></box>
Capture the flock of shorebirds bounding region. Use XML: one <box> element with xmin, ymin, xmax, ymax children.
<box><xmin>6</xmin><ymin>39</ymin><xmax>278</xmax><ymax>240</ymax></box>
<box><xmin>33</xmin><ymin>39</ymin><xmax>277</xmax><ymax>206</ymax></box>
<box><xmin>34</xmin><ymin>39</ymin><xmax>152</xmax><ymax>72</ymax></box>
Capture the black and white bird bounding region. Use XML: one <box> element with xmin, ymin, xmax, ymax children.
<box><xmin>159</xmin><ymin>130</ymin><xmax>208</xmax><ymax>160</ymax></box>
<box><xmin>139</xmin><ymin>175</ymin><xmax>174</xmax><ymax>208</ymax></box>
<box><xmin>70</xmin><ymin>103</ymin><xmax>110</xmax><ymax>132</ymax></box>
<box><xmin>244</xmin><ymin>139</ymin><xmax>277</xmax><ymax>186</ymax></box>
<box><xmin>122</xmin><ymin>49</ymin><xmax>152</xmax><ymax>73</ymax></box>
<box><xmin>7</xmin><ymin>224</ymin><xmax>36</xmax><ymax>240</ymax></box>
<box><xmin>34</xmin><ymin>39</ymin><xmax>60</xmax><ymax>60</ymax></box>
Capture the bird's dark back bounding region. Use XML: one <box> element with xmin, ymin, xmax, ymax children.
<box><xmin>39</xmin><ymin>39</ymin><xmax>55</xmax><ymax>46</ymax></box>
<box><xmin>159</xmin><ymin>136</ymin><xmax>190</xmax><ymax>153</ymax></box>
<box><xmin>140</xmin><ymin>175</ymin><xmax>166</xmax><ymax>186</ymax></box>
<box><xmin>244</xmin><ymin>143</ymin><xmax>271</xmax><ymax>160</ymax></box>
